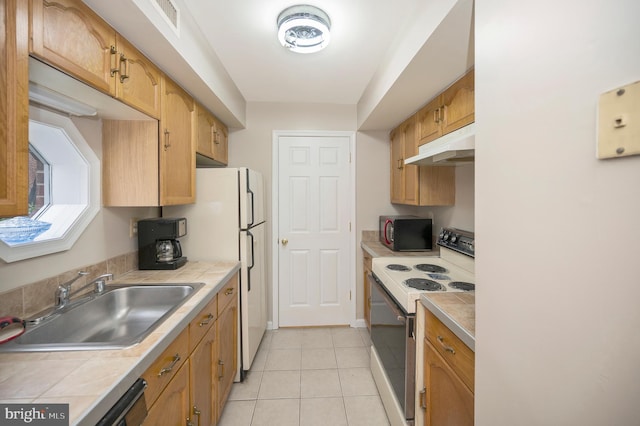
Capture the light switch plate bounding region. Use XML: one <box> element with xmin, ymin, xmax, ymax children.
<box><xmin>597</xmin><ymin>80</ymin><xmax>640</xmax><ymax>159</ymax></box>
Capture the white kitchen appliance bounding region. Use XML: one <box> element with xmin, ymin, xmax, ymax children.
<box><xmin>369</xmin><ymin>227</ymin><xmax>475</xmax><ymax>425</ymax></box>
<box><xmin>163</xmin><ymin>168</ymin><xmax>267</xmax><ymax>381</ymax></box>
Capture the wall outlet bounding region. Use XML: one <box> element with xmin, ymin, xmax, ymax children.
<box><xmin>130</xmin><ymin>218</ymin><xmax>139</xmax><ymax>238</ymax></box>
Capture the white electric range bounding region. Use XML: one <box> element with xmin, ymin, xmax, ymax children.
<box><xmin>371</xmin><ymin>228</ymin><xmax>475</xmax><ymax>313</ymax></box>
<box><xmin>369</xmin><ymin>227</ymin><xmax>475</xmax><ymax>426</ymax></box>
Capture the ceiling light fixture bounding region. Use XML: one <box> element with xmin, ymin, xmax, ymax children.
<box><xmin>277</xmin><ymin>4</ymin><xmax>331</xmax><ymax>54</ymax></box>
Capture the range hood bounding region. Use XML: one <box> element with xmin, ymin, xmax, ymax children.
<box><xmin>405</xmin><ymin>122</ymin><xmax>475</xmax><ymax>166</ymax></box>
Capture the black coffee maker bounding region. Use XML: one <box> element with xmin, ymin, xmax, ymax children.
<box><xmin>138</xmin><ymin>218</ymin><xmax>188</xmax><ymax>270</ymax></box>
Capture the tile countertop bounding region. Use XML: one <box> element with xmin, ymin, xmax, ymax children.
<box><xmin>361</xmin><ymin>240</ymin><xmax>440</xmax><ymax>258</ymax></box>
<box><xmin>420</xmin><ymin>292</ymin><xmax>475</xmax><ymax>351</ymax></box>
<box><xmin>0</xmin><ymin>261</ymin><xmax>240</xmax><ymax>426</ymax></box>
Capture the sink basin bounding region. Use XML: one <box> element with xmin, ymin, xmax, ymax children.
<box><xmin>0</xmin><ymin>283</ymin><xmax>204</xmax><ymax>352</ymax></box>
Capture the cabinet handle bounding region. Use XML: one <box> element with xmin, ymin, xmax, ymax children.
<box><xmin>110</xmin><ymin>45</ymin><xmax>120</xmax><ymax>76</ymax></box>
<box><xmin>225</xmin><ymin>288</ymin><xmax>234</xmax><ymax>295</ymax></box>
<box><xmin>214</xmin><ymin>130</ymin><xmax>220</xmax><ymax>145</ymax></box>
<box><xmin>164</xmin><ymin>129</ymin><xmax>171</xmax><ymax>150</ymax></box>
<box><xmin>419</xmin><ymin>387</ymin><xmax>427</xmax><ymax>410</ymax></box>
<box><xmin>198</xmin><ymin>313</ymin><xmax>214</xmax><ymax>327</ymax></box>
<box><xmin>218</xmin><ymin>360</ymin><xmax>225</xmax><ymax>380</ymax></box>
<box><xmin>397</xmin><ymin>159</ymin><xmax>404</xmax><ymax>170</ymax></box>
<box><xmin>433</xmin><ymin>108</ymin><xmax>439</xmax><ymax>123</ymax></box>
<box><xmin>186</xmin><ymin>419</ymin><xmax>195</xmax><ymax>426</ymax></box>
<box><xmin>441</xmin><ymin>105</ymin><xmax>447</xmax><ymax>124</ymax></box>
<box><xmin>158</xmin><ymin>353</ymin><xmax>181</xmax><ymax>376</ymax></box>
<box><xmin>119</xmin><ymin>54</ymin><xmax>130</xmax><ymax>83</ymax></box>
<box><xmin>437</xmin><ymin>335</ymin><xmax>456</xmax><ymax>354</ymax></box>
<box><xmin>192</xmin><ymin>406</ymin><xmax>201</xmax><ymax>426</ymax></box>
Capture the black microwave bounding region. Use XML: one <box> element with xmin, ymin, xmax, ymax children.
<box><xmin>379</xmin><ymin>215</ymin><xmax>433</xmax><ymax>251</ymax></box>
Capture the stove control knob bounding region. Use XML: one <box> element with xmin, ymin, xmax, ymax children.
<box><xmin>443</xmin><ymin>232</ymin><xmax>450</xmax><ymax>241</ymax></box>
<box><xmin>450</xmin><ymin>235</ymin><xmax>458</xmax><ymax>244</ymax></box>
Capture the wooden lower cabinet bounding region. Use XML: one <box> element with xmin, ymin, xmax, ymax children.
<box><xmin>418</xmin><ymin>304</ymin><xmax>475</xmax><ymax>426</ymax></box>
<box><xmin>144</xmin><ymin>360</ymin><xmax>191</xmax><ymax>426</ymax></box>
<box><xmin>142</xmin><ymin>272</ymin><xmax>239</xmax><ymax>426</ymax></box>
<box><xmin>423</xmin><ymin>341</ymin><xmax>474</xmax><ymax>426</ymax></box>
<box><xmin>190</xmin><ymin>324</ymin><xmax>217</xmax><ymax>426</ymax></box>
<box><xmin>216</xmin><ymin>292</ymin><xmax>238</xmax><ymax>420</ymax></box>
<box><xmin>363</xmin><ymin>250</ymin><xmax>372</xmax><ymax>330</ymax></box>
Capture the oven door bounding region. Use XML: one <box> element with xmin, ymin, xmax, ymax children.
<box><xmin>369</xmin><ymin>273</ymin><xmax>415</xmax><ymax>421</ymax></box>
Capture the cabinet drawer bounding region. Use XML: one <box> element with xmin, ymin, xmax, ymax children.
<box><xmin>424</xmin><ymin>309</ymin><xmax>474</xmax><ymax>390</ymax></box>
<box><xmin>218</xmin><ymin>274</ymin><xmax>238</xmax><ymax>314</ymax></box>
<box><xmin>189</xmin><ymin>294</ymin><xmax>218</xmax><ymax>352</ymax></box>
<box><xmin>141</xmin><ymin>326</ymin><xmax>189</xmax><ymax>406</ymax></box>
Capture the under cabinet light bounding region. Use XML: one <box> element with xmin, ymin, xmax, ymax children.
<box><xmin>29</xmin><ymin>83</ymin><xmax>98</xmax><ymax>117</ymax></box>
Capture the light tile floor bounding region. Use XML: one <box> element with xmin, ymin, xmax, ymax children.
<box><xmin>219</xmin><ymin>327</ymin><xmax>390</xmax><ymax>426</ymax></box>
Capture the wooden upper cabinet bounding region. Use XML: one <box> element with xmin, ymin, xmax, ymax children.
<box><xmin>115</xmin><ymin>35</ymin><xmax>162</xmax><ymax>118</ymax></box>
<box><xmin>418</xmin><ymin>68</ymin><xmax>475</xmax><ymax>146</ymax></box>
<box><xmin>441</xmin><ymin>69</ymin><xmax>474</xmax><ymax>135</ymax></box>
<box><xmin>102</xmin><ymin>120</ymin><xmax>159</xmax><ymax>207</ymax></box>
<box><xmin>0</xmin><ymin>0</ymin><xmax>29</xmax><ymax>218</ymax></box>
<box><xmin>31</xmin><ymin>0</ymin><xmax>162</xmax><ymax>118</ymax></box>
<box><xmin>31</xmin><ymin>0</ymin><xmax>117</xmax><ymax>95</ymax></box>
<box><xmin>160</xmin><ymin>76</ymin><xmax>196</xmax><ymax>206</ymax></box>
<box><xmin>390</xmin><ymin>116</ymin><xmax>420</xmax><ymax>204</ymax></box>
<box><xmin>196</xmin><ymin>102</ymin><xmax>228</xmax><ymax>166</ymax></box>
<box><xmin>213</xmin><ymin>115</ymin><xmax>228</xmax><ymax>165</ymax></box>
<box><xmin>418</xmin><ymin>96</ymin><xmax>444</xmax><ymax>145</ymax></box>
<box><xmin>390</xmin><ymin>115</ymin><xmax>453</xmax><ymax>206</ymax></box>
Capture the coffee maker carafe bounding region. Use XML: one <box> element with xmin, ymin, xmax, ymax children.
<box><xmin>138</xmin><ymin>218</ymin><xmax>188</xmax><ymax>270</ymax></box>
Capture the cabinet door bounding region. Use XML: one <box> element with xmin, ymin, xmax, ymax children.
<box><xmin>190</xmin><ymin>324</ymin><xmax>217</xmax><ymax>426</ymax></box>
<box><xmin>441</xmin><ymin>69</ymin><xmax>474</xmax><ymax>135</ymax></box>
<box><xmin>196</xmin><ymin>103</ymin><xmax>216</xmax><ymax>160</ymax></box>
<box><xmin>417</xmin><ymin>96</ymin><xmax>443</xmax><ymax>146</ymax></box>
<box><xmin>212</xmin><ymin>117</ymin><xmax>228</xmax><ymax>165</ymax></box>
<box><xmin>102</xmin><ymin>120</ymin><xmax>159</xmax><ymax>206</ymax></box>
<box><xmin>160</xmin><ymin>77</ymin><xmax>195</xmax><ymax>206</ymax></box>
<box><xmin>144</xmin><ymin>360</ymin><xmax>191</xmax><ymax>426</ymax></box>
<box><xmin>389</xmin><ymin>127</ymin><xmax>404</xmax><ymax>204</ymax></box>
<box><xmin>402</xmin><ymin>116</ymin><xmax>420</xmax><ymax>205</ymax></box>
<box><xmin>423</xmin><ymin>341</ymin><xmax>474</xmax><ymax>426</ymax></box>
<box><xmin>0</xmin><ymin>0</ymin><xmax>28</xmax><ymax>218</ymax></box>
<box><xmin>217</xmin><ymin>295</ymin><xmax>238</xmax><ymax>420</ymax></box>
<box><xmin>116</xmin><ymin>35</ymin><xmax>162</xmax><ymax>119</ymax></box>
<box><xmin>31</xmin><ymin>0</ymin><xmax>116</xmax><ymax>95</ymax></box>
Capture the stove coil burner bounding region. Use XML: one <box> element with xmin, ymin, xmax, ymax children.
<box><xmin>415</xmin><ymin>264</ymin><xmax>448</xmax><ymax>273</ymax></box>
<box><xmin>386</xmin><ymin>264</ymin><xmax>411</xmax><ymax>271</ymax></box>
<box><xmin>404</xmin><ymin>278</ymin><xmax>445</xmax><ymax>292</ymax></box>
<box><xmin>449</xmin><ymin>281</ymin><xmax>475</xmax><ymax>291</ymax></box>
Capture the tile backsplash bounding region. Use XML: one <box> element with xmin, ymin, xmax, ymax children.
<box><xmin>0</xmin><ymin>251</ymin><xmax>138</xmax><ymax>319</ymax></box>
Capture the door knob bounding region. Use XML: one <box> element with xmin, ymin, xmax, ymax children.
<box><xmin>281</xmin><ymin>238</ymin><xmax>288</xmax><ymax>246</ymax></box>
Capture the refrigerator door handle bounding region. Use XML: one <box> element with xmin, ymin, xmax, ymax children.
<box><xmin>246</xmin><ymin>169</ymin><xmax>255</xmax><ymax>228</ymax></box>
<box><xmin>247</xmin><ymin>230</ymin><xmax>255</xmax><ymax>292</ymax></box>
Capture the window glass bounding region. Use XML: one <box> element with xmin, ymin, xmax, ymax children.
<box><xmin>0</xmin><ymin>106</ymin><xmax>100</xmax><ymax>262</ymax></box>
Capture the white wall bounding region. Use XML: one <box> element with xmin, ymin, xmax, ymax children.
<box><xmin>475</xmin><ymin>1</ymin><xmax>640</xmax><ymax>424</ymax></box>
<box><xmin>0</xmin><ymin>117</ymin><xmax>158</xmax><ymax>292</ymax></box>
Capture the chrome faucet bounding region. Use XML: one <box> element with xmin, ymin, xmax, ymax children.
<box><xmin>54</xmin><ymin>272</ymin><xmax>113</xmax><ymax>309</ymax></box>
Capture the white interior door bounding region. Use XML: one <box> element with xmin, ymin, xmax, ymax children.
<box><xmin>277</xmin><ymin>134</ymin><xmax>353</xmax><ymax>327</ymax></box>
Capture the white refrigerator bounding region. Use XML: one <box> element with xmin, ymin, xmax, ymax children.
<box><xmin>164</xmin><ymin>168</ymin><xmax>267</xmax><ymax>381</ymax></box>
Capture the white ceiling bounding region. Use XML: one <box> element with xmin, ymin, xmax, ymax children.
<box><xmin>82</xmin><ymin>0</ymin><xmax>474</xmax><ymax>130</ymax></box>
<box><xmin>182</xmin><ymin>0</ymin><xmax>418</xmax><ymax>105</ymax></box>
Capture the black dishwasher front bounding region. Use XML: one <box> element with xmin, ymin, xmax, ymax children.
<box><xmin>96</xmin><ymin>378</ymin><xmax>147</xmax><ymax>426</ymax></box>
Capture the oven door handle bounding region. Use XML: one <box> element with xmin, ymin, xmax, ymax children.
<box><xmin>370</xmin><ymin>274</ymin><xmax>407</xmax><ymax>324</ymax></box>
